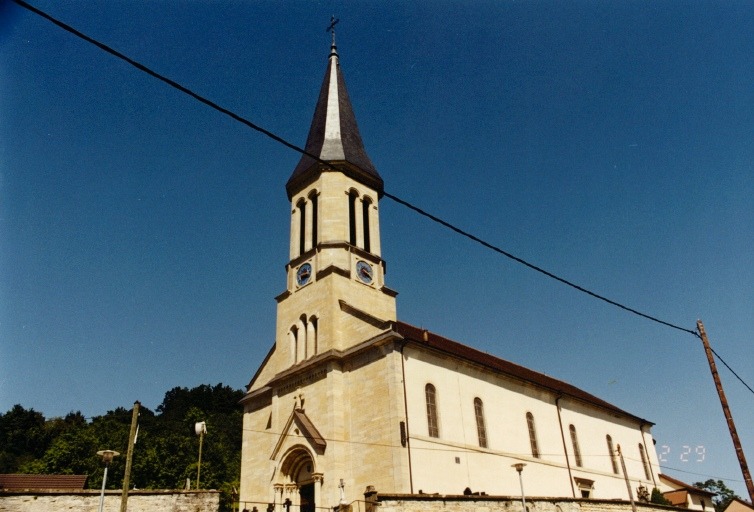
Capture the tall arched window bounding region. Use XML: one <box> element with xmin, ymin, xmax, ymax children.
<box><xmin>473</xmin><ymin>398</ymin><xmax>487</xmax><ymax>448</ymax></box>
<box><xmin>607</xmin><ymin>435</ymin><xmax>619</xmax><ymax>474</ymax></box>
<box><xmin>348</xmin><ymin>190</ymin><xmax>358</xmax><ymax>246</ymax></box>
<box><xmin>308</xmin><ymin>316</ymin><xmax>318</xmax><ymax>356</ymax></box>
<box><xmin>309</xmin><ymin>191</ymin><xmax>318</xmax><ymax>249</ymax></box>
<box><xmin>526</xmin><ymin>412</ymin><xmax>540</xmax><ymax>458</ymax></box>
<box><xmin>570</xmin><ymin>424</ymin><xmax>582</xmax><ymax>467</ymax></box>
<box><xmin>425</xmin><ymin>384</ymin><xmax>439</xmax><ymax>438</ymax></box>
<box><xmin>299</xmin><ymin>315</ymin><xmax>308</xmax><ymax>360</ymax></box>
<box><xmin>297</xmin><ymin>199</ymin><xmax>306</xmax><ymax>255</ymax></box>
<box><xmin>639</xmin><ymin>443</ymin><xmax>651</xmax><ymax>480</ymax></box>
<box><xmin>362</xmin><ymin>197</ymin><xmax>372</xmax><ymax>252</ymax></box>
<box><xmin>290</xmin><ymin>326</ymin><xmax>299</xmax><ymax>364</ymax></box>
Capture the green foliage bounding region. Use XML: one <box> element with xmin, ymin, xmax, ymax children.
<box><xmin>0</xmin><ymin>404</ymin><xmax>48</xmax><ymax>472</ymax></box>
<box><xmin>0</xmin><ymin>383</ymin><xmax>244</xmax><ymax>512</ymax></box>
<box><xmin>694</xmin><ymin>479</ymin><xmax>740</xmax><ymax>512</ymax></box>
<box><xmin>650</xmin><ymin>487</ymin><xmax>672</xmax><ymax>506</ymax></box>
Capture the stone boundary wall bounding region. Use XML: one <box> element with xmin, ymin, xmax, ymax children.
<box><xmin>0</xmin><ymin>489</ymin><xmax>219</xmax><ymax>512</ymax></box>
<box><xmin>368</xmin><ymin>493</ymin><xmax>680</xmax><ymax>512</ymax></box>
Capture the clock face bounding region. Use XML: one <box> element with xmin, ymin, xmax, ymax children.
<box><xmin>356</xmin><ymin>260</ymin><xmax>373</xmax><ymax>284</ymax></box>
<box><xmin>296</xmin><ymin>263</ymin><xmax>312</xmax><ymax>286</ymax></box>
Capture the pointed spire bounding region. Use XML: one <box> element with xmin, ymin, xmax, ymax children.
<box><xmin>287</xmin><ymin>31</ymin><xmax>382</xmax><ymax>199</ymax></box>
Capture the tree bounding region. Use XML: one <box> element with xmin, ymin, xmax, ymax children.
<box><xmin>694</xmin><ymin>479</ymin><xmax>740</xmax><ymax>512</ymax></box>
<box><xmin>0</xmin><ymin>405</ymin><xmax>48</xmax><ymax>472</ymax></box>
<box><xmin>651</xmin><ymin>487</ymin><xmax>672</xmax><ymax>506</ymax></box>
<box><xmin>0</xmin><ymin>383</ymin><xmax>244</xmax><ymax>512</ymax></box>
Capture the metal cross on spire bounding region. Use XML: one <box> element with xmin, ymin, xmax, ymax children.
<box><xmin>326</xmin><ymin>15</ymin><xmax>340</xmax><ymax>46</ymax></box>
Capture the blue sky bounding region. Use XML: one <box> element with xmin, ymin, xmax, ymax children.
<box><xmin>1</xmin><ymin>0</ymin><xmax>753</xmax><ymax>497</ymax></box>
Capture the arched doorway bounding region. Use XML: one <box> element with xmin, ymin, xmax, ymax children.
<box><xmin>279</xmin><ymin>446</ymin><xmax>318</xmax><ymax>512</ymax></box>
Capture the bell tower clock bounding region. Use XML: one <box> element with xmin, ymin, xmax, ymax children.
<box><xmin>274</xmin><ymin>40</ymin><xmax>397</xmax><ymax>367</ymax></box>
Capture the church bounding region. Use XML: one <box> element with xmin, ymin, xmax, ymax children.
<box><xmin>239</xmin><ymin>38</ymin><xmax>671</xmax><ymax>512</ymax></box>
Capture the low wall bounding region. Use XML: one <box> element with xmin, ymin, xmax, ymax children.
<box><xmin>0</xmin><ymin>489</ymin><xmax>219</xmax><ymax>512</ymax></box>
<box><xmin>369</xmin><ymin>493</ymin><xmax>678</xmax><ymax>512</ymax></box>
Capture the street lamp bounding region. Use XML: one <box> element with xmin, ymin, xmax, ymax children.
<box><xmin>512</xmin><ymin>463</ymin><xmax>527</xmax><ymax>512</ymax></box>
<box><xmin>195</xmin><ymin>421</ymin><xmax>207</xmax><ymax>489</ymax></box>
<box><xmin>97</xmin><ymin>449</ymin><xmax>120</xmax><ymax>512</ymax></box>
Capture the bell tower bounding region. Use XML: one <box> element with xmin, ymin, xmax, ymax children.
<box><xmin>274</xmin><ymin>39</ymin><xmax>397</xmax><ymax>367</ymax></box>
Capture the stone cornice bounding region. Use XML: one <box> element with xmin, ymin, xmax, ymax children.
<box><xmin>263</xmin><ymin>329</ymin><xmax>404</xmax><ymax>394</ymax></box>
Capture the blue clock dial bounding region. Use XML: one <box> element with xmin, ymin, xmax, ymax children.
<box><xmin>356</xmin><ymin>261</ymin><xmax>373</xmax><ymax>283</ymax></box>
<box><xmin>296</xmin><ymin>263</ymin><xmax>312</xmax><ymax>286</ymax></box>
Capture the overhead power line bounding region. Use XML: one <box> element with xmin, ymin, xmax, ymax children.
<box><xmin>13</xmin><ymin>0</ymin><xmax>753</xmax><ymax>397</ymax></box>
<box><xmin>384</xmin><ymin>192</ymin><xmax>696</xmax><ymax>336</ymax></box>
<box><xmin>241</xmin><ymin>424</ymin><xmax>745</xmax><ymax>486</ymax></box>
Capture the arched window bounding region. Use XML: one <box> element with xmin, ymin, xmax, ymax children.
<box><xmin>308</xmin><ymin>316</ymin><xmax>318</xmax><ymax>356</ymax></box>
<box><xmin>362</xmin><ymin>196</ymin><xmax>372</xmax><ymax>252</ymax></box>
<box><xmin>569</xmin><ymin>424</ymin><xmax>582</xmax><ymax>467</ymax></box>
<box><xmin>348</xmin><ymin>190</ymin><xmax>358</xmax><ymax>246</ymax></box>
<box><xmin>309</xmin><ymin>191</ymin><xmax>318</xmax><ymax>249</ymax></box>
<box><xmin>290</xmin><ymin>326</ymin><xmax>299</xmax><ymax>364</ymax></box>
<box><xmin>639</xmin><ymin>443</ymin><xmax>651</xmax><ymax>480</ymax></box>
<box><xmin>299</xmin><ymin>315</ymin><xmax>308</xmax><ymax>360</ymax></box>
<box><xmin>526</xmin><ymin>412</ymin><xmax>540</xmax><ymax>458</ymax></box>
<box><xmin>297</xmin><ymin>199</ymin><xmax>306</xmax><ymax>256</ymax></box>
<box><xmin>607</xmin><ymin>435</ymin><xmax>619</xmax><ymax>474</ymax></box>
<box><xmin>425</xmin><ymin>384</ymin><xmax>439</xmax><ymax>438</ymax></box>
<box><xmin>473</xmin><ymin>398</ymin><xmax>487</xmax><ymax>448</ymax></box>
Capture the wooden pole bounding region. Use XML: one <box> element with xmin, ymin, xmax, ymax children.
<box><xmin>197</xmin><ymin>429</ymin><xmax>204</xmax><ymax>489</ymax></box>
<box><xmin>697</xmin><ymin>320</ymin><xmax>754</xmax><ymax>503</ymax></box>
<box><xmin>120</xmin><ymin>401</ymin><xmax>140</xmax><ymax>512</ymax></box>
<box><xmin>617</xmin><ymin>444</ymin><xmax>637</xmax><ymax>512</ymax></box>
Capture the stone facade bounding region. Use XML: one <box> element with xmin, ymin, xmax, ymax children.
<box><xmin>0</xmin><ymin>489</ymin><xmax>219</xmax><ymax>512</ymax></box>
<box><xmin>370</xmin><ymin>493</ymin><xmax>679</xmax><ymax>512</ymax></box>
<box><xmin>239</xmin><ymin>39</ymin><xmax>681</xmax><ymax>512</ymax></box>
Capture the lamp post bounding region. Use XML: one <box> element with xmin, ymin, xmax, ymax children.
<box><xmin>195</xmin><ymin>422</ymin><xmax>207</xmax><ymax>489</ymax></box>
<box><xmin>97</xmin><ymin>449</ymin><xmax>120</xmax><ymax>512</ymax></box>
<box><xmin>512</xmin><ymin>463</ymin><xmax>527</xmax><ymax>512</ymax></box>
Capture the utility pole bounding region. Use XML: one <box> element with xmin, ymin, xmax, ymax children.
<box><xmin>616</xmin><ymin>445</ymin><xmax>637</xmax><ymax>512</ymax></box>
<box><xmin>697</xmin><ymin>320</ymin><xmax>754</xmax><ymax>503</ymax></box>
<box><xmin>120</xmin><ymin>401</ymin><xmax>140</xmax><ymax>512</ymax></box>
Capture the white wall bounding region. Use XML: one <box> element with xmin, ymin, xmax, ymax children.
<box><xmin>403</xmin><ymin>345</ymin><xmax>662</xmax><ymax>499</ymax></box>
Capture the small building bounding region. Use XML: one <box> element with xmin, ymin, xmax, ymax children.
<box><xmin>659</xmin><ymin>475</ymin><xmax>716</xmax><ymax>511</ymax></box>
<box><xmin>724</xmin><ymin>498</ymin><xmax>754</xmax><ymax>512</ymax></box>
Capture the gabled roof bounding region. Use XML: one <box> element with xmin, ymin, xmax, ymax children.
<box><xmin>393</xmin><ymin>321</ymin><xmax>653</xmax><ymax>425</ymax></box>
<box><xmin>270</xmin><ymin>408</ymin><xmax>327</xmax><ymax>460</ymax></box>
<box><xmin>0</xmin><ymin>474</ymin><xmax>88</xmax><ymax>490</ymax></box>
<box><xmin>725</xmin><ymin>498</ymin><xmax>754</xmax><ymax>512</ymax></box>
<box><xmin>286</xmin><ymin>43</ymin><xmax>382</xmax><ymax>199</ymax></box>
<box><xmin>659</xmin><ymin>474</ymin><xmax>717</xmax><ymax>497</ymax></box>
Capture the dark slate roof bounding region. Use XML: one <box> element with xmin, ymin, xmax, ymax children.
<box><xmin>293</xmin><ymin>409</ymin><xmax>327</xmax><ymax>452</ymax></box>
<box><xmin>393</xmin><ymin>321</ymin><xmax>652</xmax><ymax>425</ymax></box>
<box><xmin>0</xmin><ymin>474</ymin><xmax>88</xmax><ymax>490</ymax></box>
<box><xmin>287</xmin><ymin>44</ymin><xmax>383</xmax><ymax>199</ymax></box>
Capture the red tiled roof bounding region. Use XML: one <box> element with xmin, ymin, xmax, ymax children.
<box><xmin>0</xmin><ymin>474</ymin><xmax>88</xmax><ymax>490</ymax></box>
<box><xmin>393</xmin><ymin>321</ymin><xmax>652</xmax><ymax>424</ymax></box>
